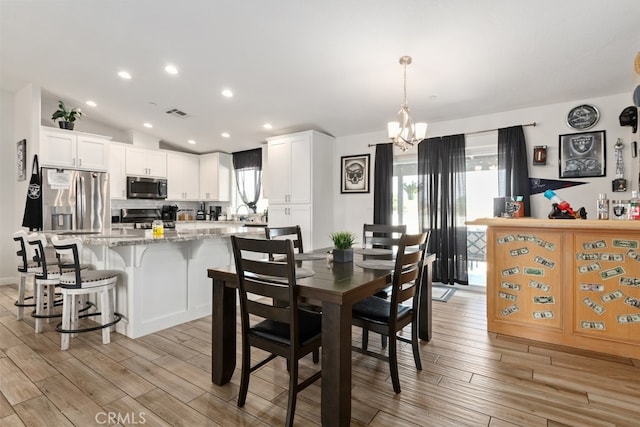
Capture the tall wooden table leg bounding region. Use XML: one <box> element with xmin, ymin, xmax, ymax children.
<box><xmin>211</xmin><ymin>278</ymin><xmax>236</xmax><ymax>385</ymax></box>
<box><xmin>321</xmin><ymin>301</ymin><xmax>352</xmax><ymax>426</ymax></box>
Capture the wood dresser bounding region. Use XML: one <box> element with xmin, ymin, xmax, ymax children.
<box><xmin>468</xmin><ymin>218</ymin><xmax>640</xmax><ymax>358</ymax></box>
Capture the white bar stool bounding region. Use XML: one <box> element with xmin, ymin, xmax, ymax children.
<box><xmin>51</xmin><ymin>236</ymin><xmax>122</xmax><ymax>350</ymax></box>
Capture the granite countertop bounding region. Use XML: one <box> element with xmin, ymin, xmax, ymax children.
<box><xmin>50</xmin><ymin>224</ymin><xmax>265</xmax><ymax>247</ymax></box>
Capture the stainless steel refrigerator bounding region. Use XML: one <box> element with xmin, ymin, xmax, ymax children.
<box><xmin>41</xmin><ymin>167</ymin><xmax>110</xmax><ymax>232</ymax></box>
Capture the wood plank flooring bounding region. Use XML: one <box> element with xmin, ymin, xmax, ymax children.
<box><xmin>1</xmin><ymin>283</ymin><xmax>638</xmax><ymax>426</ymax></box>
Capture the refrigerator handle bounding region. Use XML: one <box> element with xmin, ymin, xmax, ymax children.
<box><xmin>78</xmin><ymin>175</ymin><xmax>85</xmax><ymax>230</ymax></box>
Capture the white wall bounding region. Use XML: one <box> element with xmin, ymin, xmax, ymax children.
<box><xmin>333</xmin><ymin>92</ymin><xmax>638</xmax><ymax>234</ymax></box>
<box><xmin>0</xmin><ymin>89</ymin><xmax>16</xmax><ymax>284</ymax></box>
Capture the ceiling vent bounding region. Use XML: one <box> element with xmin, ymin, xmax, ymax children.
<box><xmin>165</xmin><ymin>108</ymin><xmax>190</xmax><ymax>119</ymax></box>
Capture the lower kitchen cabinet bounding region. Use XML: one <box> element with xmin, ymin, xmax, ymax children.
<box><xmin>267</xmin><ymin>204</ymin><xmax>312</xmax><ymax>249</ymax></box>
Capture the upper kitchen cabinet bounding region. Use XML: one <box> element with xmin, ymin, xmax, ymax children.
<box><xmin>40</xmin><ymin>127</ymin><xmax>111</xmax><ymax>171</ymax></box>
<box><xmin>166</xmin><ymin>151</ymin><xmax>200</xmax><ymax>200</ymax></box>
<box><xmin>109</xmin><ymin>143</ymin><xmax>127</xmax><ymax>200</ymax></box>
<box><xmin>199</xmin><ymin>152</ymin><xmax>231</xmax><ymax>201</ymax></box>
<box><xmin>125</xmin><ymin>146</ymin><xmax>167</xmax><ymax>178</ymax></box>
<box><xmin>266</xmin><ymin>130</ymin><xmax>335</xmax><ymax>250</ymax></box>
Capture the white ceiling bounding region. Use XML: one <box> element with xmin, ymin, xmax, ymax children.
<box><xmin>1</xmin><ymin>0</ymin><xmax>639</xmax><ymax>154</ymax></box>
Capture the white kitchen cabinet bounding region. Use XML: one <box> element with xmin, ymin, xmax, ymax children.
<box><xmin>125</xmin><ymin>146</ymin><xmax>167</xmax><ymax>178</ymax></box>
<box><xmin>199</xmin><ymin>152</ymin><xmax>231</xmax><ymax>201</ymax></box>
<box><xmin>109</xmin><ymin>143</ymin><xmax>127</xmax><ymax>200</ymax></box>
<box><xmin>267</xmin><ymin>204</ymin><xmax>312</xmax><ymax>248</ymax></box>
<box><xmin>167</xmin><ymin>151</ymin><xmax>200</xmax><ymax>200</ymax></box>
<box><xmin>40</xmin><ymin>127</ymin><xmax>111</xmax><ymax>171</ymax></box>
<box><xmin>267</xmin><ymin>133</ymin><xmax>312</xmax><ymax>204</ymax></box>
<box><xmin>266</xmin><ymin>130</ymin><xmax>334</xmax><ymax>250</ymax></box>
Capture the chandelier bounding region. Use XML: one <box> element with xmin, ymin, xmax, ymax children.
<box><xmin>387</xmin><ymin>56</ymin><xmax>427</xmax><ymax>151</ymax></box>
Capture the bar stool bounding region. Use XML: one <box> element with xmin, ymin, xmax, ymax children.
<box><xmin>13</xmin><ymin>230</ymin><xmax>43</xmax><ymax>320</ymax></box>
<box><xmin>27</xmin><ymin>233</ymin><xmax>89</xmax><ymax>333</ymax></box>
<box><xmin>51</xmin><ymin>236</ymin><xmax>122</xmax><ymax>351</ymax></box>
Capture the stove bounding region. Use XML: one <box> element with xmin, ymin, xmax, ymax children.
<box><xmin>120</xmin><ymin>208</ymin><xmax>176</xmax><ymax>230</ymax></box>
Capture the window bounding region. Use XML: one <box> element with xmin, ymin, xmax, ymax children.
<box><xmin>392</xmin><ymin>155</ymin><xmax>419</xmax><ymax>233</ymax></box>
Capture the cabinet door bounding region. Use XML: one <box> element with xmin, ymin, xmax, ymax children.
<box><xmin>288</xmin><ymin>135</ymin><xmax>311</xmax><ymax>204</ymax></box>
<box><xmin>77</xmin><ymin>135</ymin><xmax>109</xmax><ymax>171</ymax></box>
<box><xmin>146</xmin><ymin>151</ymin><xmax>167</xmax><ymax>178</ymax></box>
<box><xmin>167</xmin><ymin>152</ymin><xmax>199</xmax><ymax>200</ymax></box>
<box><xmin>40</xmin><ymin>129</ymin><xmax>77</xmax><ymax>168</ymax></box>
<box><xmin>109</xmin><ymin>144</ymin><xmax>127</xmax><ymax>199</ymax></box>
<box><xmin>125</xmin><ymin>147</ymin><xmax>149</xmax><ymax>176</ymax></box>
<box><xmin>199</xmin><ymin>153</ymin><xmax>231</xmax><ymax>201</ymax></box>
<box><xmin>199</xmin><ymin>154</ymin><xmax>219</xmax><ymax>200</ymax></box>
<box><xmin>267</xmin><ymin>205</ymin><xmax>289</xmax><ymax>228</ymax></box>
<box><xmin>288</xmin><ymin>204</ymin><xmax>312</xmax><ymax>249</ymax></box>
<box><xmin>125</xmin><ymin>147</ymin><xmax>167</xmax><ymax>177</ymax></box>
<box><xmin>267</xmin><ymin>138</ymin><xmax>290</xmax><ymax>204</ymax></box>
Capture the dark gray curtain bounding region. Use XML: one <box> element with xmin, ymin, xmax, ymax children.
<box><xmin>232</xmin><ymin>148</ymin><xmax>262</xmax><ymax>213</ymax></box>
<box><xmin>418</xmin><ymin>134</ymin><xmax>468</xmax><ymax>285</ymax></box>
<box><xmin>373</xmin><ymin>143</ymin><xmax>393</xmax><ymax>224</ymax></box>
<box><xmin>498</xmin><ymin>125</ymin><xmax>531</xmax><ymax>216</ymax></box>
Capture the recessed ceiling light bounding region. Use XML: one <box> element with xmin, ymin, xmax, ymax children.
<box><xmin>143</xmin><ymin>122</ymin><xmax>153</xmax><ymax>128</ymax></box>
<box><xmin>86</xmin><ymin>100</ymin><xmax>97</xmax><ymax>107</ymax></box>
<box><xmin>221</xmin><ymin>89</ymin><xmax>233</xmax><ymax>98</ymax></box>
<box><xmin>187</xmin><ymin>139</ymin><xmax>196</xmax><ymax>145</ymax></box>
<box><xmin>118</xmin><ymin>70</ymin><xmax>132</xmax><ymax>80</ymax></box>
<box><xmin>165</xmin><ymin>64</ymin><xmax>178</xmax><ymax>75</ymax></box>
<box><xmin>221</xmin><ymin>132</ymin><xmax>230</xmax><ymax>138</ymax></box>
<box><xmin>263</xmin><ymin>123</ymin><xmax>272</xmax><ymax>130</ymax></box>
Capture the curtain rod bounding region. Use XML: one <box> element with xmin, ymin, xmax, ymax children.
<box><xmin>367</xmin><ymin>122</ymin><xmax>537</xmax><ymax>147</ymax></box>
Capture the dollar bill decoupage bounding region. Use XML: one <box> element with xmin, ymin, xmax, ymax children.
<box><xmin>495</xmin><ymin>231</ymin><xmax>562</xmax><ymax>327</ymax></box>
<box><xmin>576</xmin><ymin>235</ymin><xmax>640</xmax><ymax>339</ymax></box>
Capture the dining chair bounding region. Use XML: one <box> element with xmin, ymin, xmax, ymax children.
<box><xmin>351</xmin><ymin>231</ymin><xmax>429</xmax><ymax>393</ymax></box>
<box><xmin>231</xmin><ymin>236</ymin><xmax>322</xmax><ymax>427</ymax></box>
<box><xmin>362</xmin><ymin>223</ymin><xmax>406</xmax><ymax>251</ymax></box>
<box><xmin>362</xmin><ymin>224</ymin><xmax>407</xmax><ymax>347</ymax></box>
<box><xmin>265</xmin><ymin>225</ymin><xmax>304</xmax><ymax>257</ymax></box>
<box><xmin>51</xmin><ymin>236</ymin><xmax>122</xmax><ymax>350</ymax></box>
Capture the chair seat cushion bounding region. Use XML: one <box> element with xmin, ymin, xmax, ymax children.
<box><xmin>250</xmin><ymin>309</ymin><xmax>321</xmax><ymax>346</ymax></box>
<box><xmin>352</xmin><ymin>296</ymin><xmax>411</xmax><ymax>324</ymax></box>
<box><xmin>59</xmin><ymin>269</ymin><xmax>119</xmax><ymax>287</ymax></box>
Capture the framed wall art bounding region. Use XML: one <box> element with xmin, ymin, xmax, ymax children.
<box><xmin>559</xmin><ymin>130</ymin><xmax>606</xmax><ymax>178</ymax></box>
<box><xmin>17</xmin><ymin>139</ymin><xmax>26</xmax><ymax>181</ymax></box>
<box><xmin>340</xmin><ymin>154</ymin><xmax>370</xmax><ymax>193</ymax></box>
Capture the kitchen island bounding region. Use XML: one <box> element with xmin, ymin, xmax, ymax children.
<box><xmin>64</xmin><ymin>225</ymin><xmax>264</xmax><ymax>338</ymax></box>
<box><xmin>469</xmin><ymin>218</ymin><xmax>640</xmax><ymax>358</ymax></box>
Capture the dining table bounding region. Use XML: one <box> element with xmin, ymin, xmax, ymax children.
<box><xmin>207</xmin><ymin>248</ymin><xmax>436</xmax><ymax>426</ymax></box>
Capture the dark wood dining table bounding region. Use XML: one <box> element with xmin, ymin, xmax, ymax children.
<box><xmin>207</xmin><ymin>250</ymin><xmax>436</xmax><ymax>426</ymax></box>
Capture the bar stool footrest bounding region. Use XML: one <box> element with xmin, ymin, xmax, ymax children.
<box><xmin>55</xmin><ymin>311</ymin><xmax>123</xmax><ymax>334</ymax></box>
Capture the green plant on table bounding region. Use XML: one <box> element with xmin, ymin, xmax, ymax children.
<box><xmin>330</xmin><ymin>231</ymin><xmax>356</xmax><ymax>250</ymax></box>
<box><xmin>51</xmin><ymin>100</ymin><xmax>84</xmax><ymax>123</ymax></box>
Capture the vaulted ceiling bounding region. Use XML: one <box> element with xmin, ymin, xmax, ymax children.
<box><xmin>1</xmin><ymin>0</ymin><xmax>639</xmax><ymax>153</ymax></box>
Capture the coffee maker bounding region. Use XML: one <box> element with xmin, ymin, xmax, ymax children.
<box><xmin>209</xmin><ymin>206</ymin><xmax>221</xmax><ymax>221</ymax></box>
<box><xmin>161</xmin><ymin>204</ymin><xmax>178</xmax><ymax>221</ymax></box>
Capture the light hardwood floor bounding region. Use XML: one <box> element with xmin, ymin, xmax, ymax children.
<box><xmin>1</xmin><ymin>283</ymin><xmax>638</xmax><ymax>426</ymax></box>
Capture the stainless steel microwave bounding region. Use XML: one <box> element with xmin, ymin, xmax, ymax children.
<box><xmin>126</xmin><ymin>176</ymin><xmax>168</xmax><ymax>199</ymax></box>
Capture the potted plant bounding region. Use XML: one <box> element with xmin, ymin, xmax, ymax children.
<box><xmin>330</xmin><ymin>231</ymin><xmax>356</xmax><ymax>263</ymax></box>
<box><xmin>51</xmin><ymin>100</ymin><xmax>83</xmax><ymax>130</ymax></box>
<box><xmin>403</xmin><ymin>181</ymin><xmax>417</xmax><ymax>200</ymax></box>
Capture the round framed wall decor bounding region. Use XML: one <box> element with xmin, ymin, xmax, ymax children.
<box><xmin>567</xmin><ymin>104</ymin><xmax>600</xmax><ymax>130</ymax></box>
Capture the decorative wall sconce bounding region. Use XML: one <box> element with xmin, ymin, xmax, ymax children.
<box><xmin>533</xmin><ymin>145</ymin><xmax>547</xmax><ymax>165</ymax></box>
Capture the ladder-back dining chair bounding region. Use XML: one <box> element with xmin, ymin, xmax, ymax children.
<box><xmin>351</xmin><ymin>231</ymin><xmax>429</xmax><ymax>393</ymax></box>
<box><xmin>231</xmin><ymin>235</ymin><xmax>321</xmax><ymax>427</ymax></box>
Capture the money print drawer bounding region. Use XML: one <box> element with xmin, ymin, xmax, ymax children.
<box><xmin>472</xmin><ymin>217</ymin><xmax>640</xmax><ymax>359</ymax></box>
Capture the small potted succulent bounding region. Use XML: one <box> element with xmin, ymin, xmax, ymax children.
<box><xmin>51</xmin><ymin>100</ymin><xmax>83</xmax><ymax>130</ymax></box>
<box><xmin>330</xmin><ymin>231</ymin><xmax>356</xmax><ymax>263</ymax></box>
